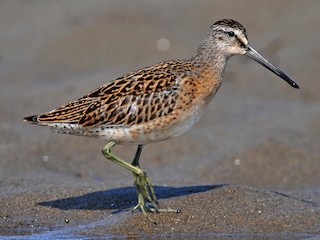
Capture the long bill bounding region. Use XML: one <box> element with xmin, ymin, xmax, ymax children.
<box><xmin>245</xmin><ymin>45</ymin><xmax>299</xmax><ymax>89</ymax></box>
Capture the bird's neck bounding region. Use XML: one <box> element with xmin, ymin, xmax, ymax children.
<box><xmin>192</xmin><ymin>42</ymin><xmax>228</xmax><ymax>84</ymax></box>
<box><xmin>188</xmin><ymin>43</ymin><xmax>228</xmax><ymax>105</ymax></box>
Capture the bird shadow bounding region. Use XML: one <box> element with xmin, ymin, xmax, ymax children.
<box><xmin>38</xmin><ymin>184</ymin><xmax>224</xmax><ymax>213</ymax></box>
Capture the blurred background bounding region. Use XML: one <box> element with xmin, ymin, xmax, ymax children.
<box><xmin>1</xmin><ymin>0</ymin><xmax>319</xmax><ymax>191</ymax></box>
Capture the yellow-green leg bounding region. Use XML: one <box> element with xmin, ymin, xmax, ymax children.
<box><xmin>102</xmin><ymin>141</ymin><xmax>178</xmax><ymax>223</ymax></box>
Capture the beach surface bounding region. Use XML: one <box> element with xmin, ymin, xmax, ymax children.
<box><xmin>0</xmin><ymin>1</ymin><xmax>319</xmax><ymax>238</ymax></box>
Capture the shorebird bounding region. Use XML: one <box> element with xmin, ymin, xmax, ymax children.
<box><xmin>24</xmin><ymin>19</ymin><xmax>299</xmax><ymax>222</ymax></box>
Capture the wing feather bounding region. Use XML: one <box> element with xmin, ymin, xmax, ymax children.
<box><xmin>26</xmin><ymin>60</ymin><xmax>188</xmax><ymax>128</ymax></box>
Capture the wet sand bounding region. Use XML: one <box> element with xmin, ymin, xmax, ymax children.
<box><xmin>0</xmin><ymin>0</ymin><xmax>319</xmax><ymax>238</ymax></box>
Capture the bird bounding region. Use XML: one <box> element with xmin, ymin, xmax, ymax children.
<box><xmin>24</xmin><ymin>19</ymin><xmax>299</xmax><ymax>223</ymax></box>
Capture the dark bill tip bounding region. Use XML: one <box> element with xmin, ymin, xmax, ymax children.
<box><xmin>290</xmin><ymin>82</ymin><xmax>300</xmax><ymax>89</ymax></box>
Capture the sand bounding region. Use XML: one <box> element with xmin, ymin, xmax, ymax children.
<box><xmin>0</xmin><ymin>0</ymin><xmax>319</xmax><ymax>238</ymax></box>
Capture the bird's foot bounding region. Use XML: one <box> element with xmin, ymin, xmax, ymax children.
<box><xmin>132</xmin><ymin>171</ymin><xmax>180</xmax><ymax>224</ymax></box>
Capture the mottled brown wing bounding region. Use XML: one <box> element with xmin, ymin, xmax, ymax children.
<box><xmin>79</xmin><ymin>90</ymin><xmax>178</xmax><ymax>128</ymax></box>
<box><xmin>78</xmin><ymin>62</ymin><xmax>181</xmax><ymax>128</ymax></box>
<box><xmin>36</xmin><ymin>98</ymin><xmax>96</xmax><ymax>123</ymax></box>
<box><xmin>33</xmin><ymin>60</ymin><xmax>184</xmax><ymax>128</ymax></box>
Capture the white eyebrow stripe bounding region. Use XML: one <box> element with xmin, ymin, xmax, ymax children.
<box><xmin>234</xmin><ymin>29</ymin><xmax>248</xmax><ymax>45</ymax></box>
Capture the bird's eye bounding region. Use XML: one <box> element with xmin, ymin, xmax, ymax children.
<box><xmin>226</xmin><ymin>31</ymin><xmax>235</xmax><ymax>37</ymax></box>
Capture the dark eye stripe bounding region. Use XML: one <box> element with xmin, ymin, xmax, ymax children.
<box><xmin>217</xmin><ymin>29</ymin><xmax>247</xmax><ymax>48</ymax></box>
<box><xmin>235</xmin><ymin>36</ymin><xmax>246</xmax><ymax>48</ymax></box>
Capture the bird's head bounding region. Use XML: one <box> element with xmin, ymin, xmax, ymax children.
<box><xmin>201</xmin><ymin>19</ymin><xmax>299</xmax><ymax>89</ymax></box>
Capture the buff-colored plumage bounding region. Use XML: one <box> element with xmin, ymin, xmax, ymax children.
<box><xmin>24</xmin><ymin>19</ymin><xmax>298</xmax><ymax>143</ymax></box>
<box><xmin>24</xmin><ymin>19</ymin><xmax>299</xmax><ymax>221</ymax></box>
<box><xmin>24</xmin><ymin>57</ymin><xmax>222</xmax><ymax>144</ymax></box>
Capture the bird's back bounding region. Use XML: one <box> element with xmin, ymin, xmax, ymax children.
<box><xmin>24</xmin><ymin>59</ymin><xmax>219</xmax><ymax>144</ymax></box>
